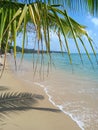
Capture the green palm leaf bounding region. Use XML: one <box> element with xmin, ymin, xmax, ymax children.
<box><xmin>0</xmin><ymin>0</ymin><xmax>97</xmax><ymax>73</ymax></box>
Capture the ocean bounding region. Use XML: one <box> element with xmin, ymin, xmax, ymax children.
<box><xmin>11</xmin><ymin>53</ymin><xmax>98</xmax><ymax>130</ymax></box>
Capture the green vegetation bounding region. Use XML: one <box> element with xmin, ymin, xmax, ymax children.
<box><xmin>11</xmin><ymin>46</ymin><xmax>64</xmax><ymax>53</ymax></box>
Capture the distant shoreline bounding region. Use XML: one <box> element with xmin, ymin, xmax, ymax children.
<box><xmin>12</xmin><ymin>46</ymin><xmax>67</xmax><ymax>54</ymax></box>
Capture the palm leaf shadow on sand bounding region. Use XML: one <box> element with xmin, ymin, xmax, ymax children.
<box><xmin>0</xmin><ymin>90</ymin><xmax>61</xmax><ymax>120</ymax></box>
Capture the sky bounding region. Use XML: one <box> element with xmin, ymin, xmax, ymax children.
<box><xmin>66</xmin><ymin>11</ymin><xmax>98</xmax><ymax>53</ymax></box>
<box><xmin>16</xmin><ymin>8</ymin><xmax>98</xmax><ymax>53</ymax></box>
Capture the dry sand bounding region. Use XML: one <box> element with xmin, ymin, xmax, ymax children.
<box><xmin>0</xmin><ymin>56</ymin><xmax>81</xmax><ymax>130</ymax></box>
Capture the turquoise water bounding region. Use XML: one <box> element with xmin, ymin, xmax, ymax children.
<box><xmin>16</xmin><ymin>53</ymin><xmax>98</xmax><ymax>130</ymax></box>
<box><xmin>17</xmin><ymin>53</ymin><xmax>98</xmax><ymax>81</ymax></box>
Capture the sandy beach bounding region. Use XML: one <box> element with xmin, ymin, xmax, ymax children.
<box><xmin>0</xmin><ymin>56</ymin><xmax>81</xmax><ymax>130</ymax></box>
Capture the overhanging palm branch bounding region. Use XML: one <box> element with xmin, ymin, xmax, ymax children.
<box><xmin>0</xmin><ymin>1</ymin><xmax>96</xmax><ymax>63</ymax></box>
<box><xmin>9</xmin><ymin>0</ymin><xmax>98</xmax><ymax>16</ymax></box>
<box><xmin>58</xmin><ymin>0</ymin><xmax>98</xmax><ymax>16</ymax></box>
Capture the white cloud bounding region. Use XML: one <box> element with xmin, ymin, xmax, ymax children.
<box><xmin>87</xmin><ymin>15</ymin><xmax>98</xmax><ymax>26</ymax></box>
<box><xmin>91</xmin><ymin>18</ymin><xmax>98</xmax><ymax>26</ymax></box>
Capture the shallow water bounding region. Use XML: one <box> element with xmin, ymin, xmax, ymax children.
<box><xmin>9</xmin><ymin>53</ymin><xmax>98</xmax><ymax>130</ymax></box>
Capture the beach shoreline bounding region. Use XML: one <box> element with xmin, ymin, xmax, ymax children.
<box><xmin>0</xmin><ymin>55</ymin><xmax>81</xmax><ymax>130</ymax></box>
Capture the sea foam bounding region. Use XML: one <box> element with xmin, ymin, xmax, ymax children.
<box><xmin>34</xmin><ymin>82</ymin><xmax>84</xmax><ymax>130</ymax></box>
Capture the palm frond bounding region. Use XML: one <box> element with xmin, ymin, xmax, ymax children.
<box><xmin>0</xmin><ymin>0</ymin><xmax>97</xmax><ymax>75</ymax></box>
<box><xmin>47</xmin><ymin>0</ymin><xmax>98</xmax><ymax>16</ymax></box>
<box><xmin>1</xmin><ymin>0</ymin><xmax>98</xmax><ymax>15</ymax></box>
